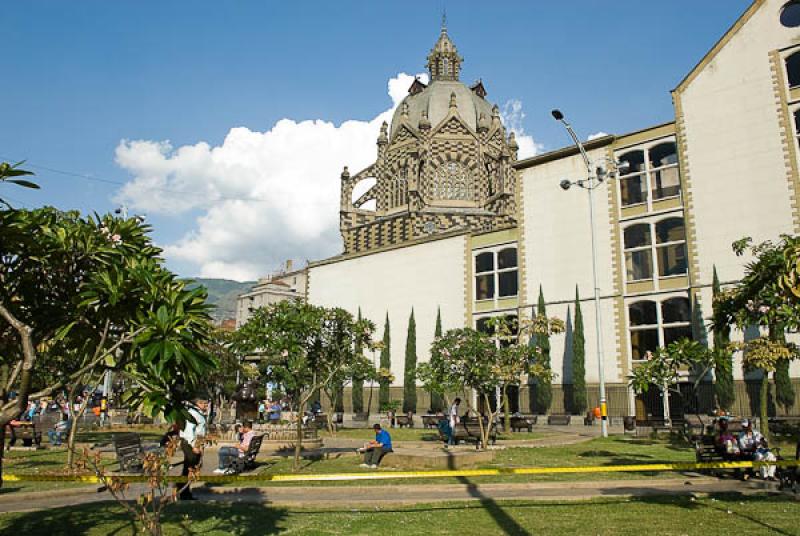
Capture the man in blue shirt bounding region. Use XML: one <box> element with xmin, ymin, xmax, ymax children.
<box><xmin>359</xmin><ymin>424</ymin><xmax>393</xmax><ymax>468</ymax></box>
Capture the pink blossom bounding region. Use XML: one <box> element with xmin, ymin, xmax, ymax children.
<box><xmin>758</xmin><ymin>305</ymin><xmax>770</xmax><ymax>314</ymax></box>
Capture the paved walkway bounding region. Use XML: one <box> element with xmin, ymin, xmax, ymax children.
<box><xmin>0</xmin><ymin>475</ymin><xmax>784</xmax><ymax>514</ymax></box>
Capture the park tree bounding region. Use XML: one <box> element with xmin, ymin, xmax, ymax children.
<box><xmin>713</xmin><ymin>236</ymin><xmax>800</xmax><ymax>439</ymax></box>
<box><xmin>572</xmin><ymin>287</ymin><xmax>587</xmax><ymax>414</ymax></box>
<box><xmin>429</xmin><ymin>307</ymin><xmax>445</xmax><ymax>412</ymax></box>
<box><xmin>378</xmin><ymin>313</ymin><xmax>391</xmax><ymax>409</ymax></box>
<box><xmin>711</xmin><ymin>267</ymin><xmax>736</xmax><ymax>411</ymax></box>
<box><xmin>532</xmin><ymin>286</ymin><xmax>552</xmax><ymax>413</ymax></box>
<box><xmin>0</xmin><ymin>206</ymin><xmax>216</xmax><ymax>481</ymax></box>
<box><xmin>629</xmin><ymin>339</ymin><xmax>715</xmax><ymax>426</ymax></box>
<box><xmin>234</xmin><ymin>301</ymin><xmax>374</xmax><ymax>469</ymax></box>
<box><xmin>0</xmin><ymin>161</ymin><xmax>38</xmax><ymax>208</ymax></box>
<box><xmin>351</xmin><ymin>309</ymin><xmax>365</xmax><ymax>414</ymax></box>
<box><xmin>402</xmin><ymin>309</ymin><xmax>417</xmax><ymax>414</ymax></box>
<box><xmin>487</xmin><ymin>314</ymin><xmax>564</xmax><ymax>434</ymax></box>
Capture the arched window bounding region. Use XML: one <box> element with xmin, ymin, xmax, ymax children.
<box><xmin>432</xmin><ymin>161</ymin><xmax>472</xmax><ymax>201</ymax></box>
<box><xmin>655</xmin><ymin>218</ymin><xmax>687</xmax><ymax>277</ymax></box>
<box><xmin>629</xmin><ymin>301</ymin><xmax>658</xmax><ymax>360</ymax></box>
<box><xmin>624</xmin><ymin>224</ymin><xmax>653</xmax><ymax>281</ymax></box>
<box><xmin>619</xmin><ymin>150</ymin><xmax>647</xmax><ymax>206</ymax></box>
<box><xmin>474</xmin><ymin>247</ymin><xmax>518</xmax><ymax>301</ymax></box>
<box><xmin>387</xmin><ymin>167</ymin><xmax>408</xmax><ymax>209</ymax></box>
<box><xmin>781</xmin><ymin>1</ymin><xmax>800</xmax><ymax>27</ymax></box>
<box><xmin>628</xmin><ymin>296</ymin><xmax>693</xmax><ymax>360</ymax></box>
<box><xmin>787</xmin><ymin>51</ymin><xmax>800</xmax><ymax>88</ymax></box>
<box><xmin>649</xmin><ymin>142</ymin><xmax>680</xmax><ymax>200</ymax></box>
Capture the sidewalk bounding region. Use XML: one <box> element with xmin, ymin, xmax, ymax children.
<box><xmin>0</xmin><ymin>475</ymin><xmax>783</xmax><ymax>513</ymax></box>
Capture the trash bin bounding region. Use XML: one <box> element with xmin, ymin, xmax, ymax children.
<box><xmin>623</xmin><ymin>416</ymin><xmax>636</xmax><ymax>432</ymax></box>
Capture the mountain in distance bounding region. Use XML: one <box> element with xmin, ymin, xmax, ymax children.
<box><xmin>184</xmin><ymin>278</ymin><xmax>255</xmax><ymax>323</ymax></box>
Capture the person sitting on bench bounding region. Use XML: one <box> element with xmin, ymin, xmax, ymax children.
<box><xmin>359</xmin><ymin>424</ymin><xmax>392</xmax><ymax>469</ymax></box>
<box><xmin>715</xmin><ymin>418</ymin><xmax>740</xmax><ymax>459</ymax></box>
<box><xmin>738</xmin><ymin>419</ymin><xmax>776</xmax><ymax>480</ymax></box>
<box><xmin>214</xmin><ymin>420</ymin><xmax>255</xmax><ymax>474</ymax></box>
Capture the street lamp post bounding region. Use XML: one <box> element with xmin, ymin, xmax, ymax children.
<box><xmin>551</xmin><ymin>109</ymin><xmax>627</xmax><ymax>438</ymax></box>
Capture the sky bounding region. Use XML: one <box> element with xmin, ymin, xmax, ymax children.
<box><xmin>1</xmin><ymin>1</ymin><xmax>752</xmax><ymax>281</ymax></box>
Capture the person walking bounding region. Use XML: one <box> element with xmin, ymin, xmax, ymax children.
<box><xmin>448</xmin><ymin>398</ymin><xmax>462</xmax><ymax>446</ymax></box>
<box><xmin>178</xmin><ymin>398</ymin><xmax>208</xmax><ymax>500</ymax></box>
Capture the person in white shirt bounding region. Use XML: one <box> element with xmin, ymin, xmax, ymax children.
<box><xmin>738</xmin><ymin>419</ymin><xmax>776</xmax><ymax>480</ymax></box>
<box><xmin>448</xmin><ymin>398</ymin><xmax>461</xmax><ymax>446</ymax></box>
<box><xmin>178</xmin><ymin>398</ymin><xmax>208</xmax><ymax>500</ymax></box>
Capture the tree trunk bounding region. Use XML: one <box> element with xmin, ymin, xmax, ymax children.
<box><xmin>760</xmin><ymin>371</ymin><xmax>770</xmax><ymax>442</ymax></box>
<box><xmin>366</xmin><ymin>382</ymin><xmax>374</xmax><ymax>419</ymax></box>
<box><xmin>662</xmin><ymin>382</ymin><xmax>671</xmax><ymax>427</ymax></box>
<box><xmin>67</xmin><ymin>381</ymin><xmax>96</xmax><ymax>467</ymax></box>
<box><xmin>502</xmin><ymin>384</ymin><xmax>511</xmax><ymax>435</ymax></box>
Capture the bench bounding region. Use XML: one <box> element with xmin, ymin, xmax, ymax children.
<box><xmin>769</xmin><ymin>417</ymin><xmax>800</xmax><ymax>436</ymax></box>
<box><xmin>509</xmin><ymin>415</ymin><xmax>536</xmax><ymax>432</ymax></box>
<box><xmin>422</xmin><ymin>415</ymin><xmax>443</xmax><ymax>429</ymax></box>
<box><xmin>547</xmin><ymin>415</ymin><xmax>571</xmax><ymax>426</ymax></box>
<box><xmin>395</xmin><ymin>414</ymin><xmax>414</xmax><ymax>428</ymax></box>
<box><xmin>683</xmin><ymin>414</ymin><xmax>711</xmax><ymax>439</ymax></box>
<box><xmin>113</xmin><ymin>432</ymin><xmax>146</xmax><ymax>472</ymax></box>
<box><xmin>110</xmin><ymin>409</ymin><xmax>129</xmax><ymax>427</ymax></box>
<box><xmin>313</xmin><ymin>414</ymin><xmax>332</xmax><ymax>430</ymax></box>
<box><xmin>8</xmin><ymin>421</ymin><xmax>41</xmax><ymax>448</ymax></box>
<box><xmin>443</xmin><ymin>419</ymin><xmax>497</xmax><ymax>448</ymax></box>
<box><xmin>352</xmin><ymin>412</ymin><xmax>369</xmax><ymax>422</ymax></box>
<box><xmin>225</xmin><ymin>434</ymin><xmax>265</xmax><ymax>474</ymax></box>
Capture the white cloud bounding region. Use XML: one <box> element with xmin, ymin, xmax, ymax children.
<box><xmin>115</xmin><ymin>73</ymin><xmax>539</xmax><ymax>280</ymax></box>
<box><xmin>587</xmin><ymin>131</ymin><xmax>609</xmax><ymax>141</ymax></box>
<box><xmin>500</xmin><ymin>99</ymin><xmax>542</xmax><ymax>159</ymax></box>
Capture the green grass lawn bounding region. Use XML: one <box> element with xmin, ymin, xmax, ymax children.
<box><xmin>1</xmin><ymin>493</ymin><xmax>798</xmax><ymax>535</ymax></box>
<box><xmin>216</xmin><ymin>436</ymin><xmax>701</xmax><ymax>488</ymax></box>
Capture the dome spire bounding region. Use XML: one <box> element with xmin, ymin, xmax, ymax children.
<box><xmin>427</xmin><ymin>16</ymin><xmax>462</xmax><ymax>82</ymax></box>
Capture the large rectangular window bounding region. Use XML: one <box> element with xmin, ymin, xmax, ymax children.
<box><xmin>628</xmin><ymin>296</ymin><xmax>692</xmax><ymax>361</ymax></box>
<box><xmin>474</xmin><ymin>246</ymin><xmax>518</xmax><ymax>301</ymax></box>
<box><xmin>618</xmin><ymin>141</ymin><xmax>681</xmax><ymax>207</ymax></box>
<box><xmin>623</xmin><ymin>217</ymin><xmax>687</xmax><ymax>283</ymax></box>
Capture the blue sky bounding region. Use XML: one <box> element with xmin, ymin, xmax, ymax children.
<box><xmin>1</xmin><ymin>1</ymin><xmax>752</xmax><ymax>279</ymax></box>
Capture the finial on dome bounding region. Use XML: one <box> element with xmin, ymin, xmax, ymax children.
<box><xmin>441</xmin><ymin>8</ymin><xmax>447</xmax><ymax>33</ymax></box>
<box><xmin>427</xmin><ymin>16</ymin><xmax>463</xmax><ymax>81</ymax></box>
<box><xmin>449</xmin><ymin>92</ymin><xmax>458</xmax><ymax>109</ymax></box>
<box><xmin>478</xmin><ymin>112</ymin><xmax>489</xmax><ymax>133</ymax></box>
<box><xmin>508</xmin><ymin>132</ymin><xmax>519</xmax><ymax>151</ymax></box>
<box><xmin>341</xmin><ymin>166</ymin><xmax>350</xmax><ymax>179</ymax></box>
<box><xmin>419</xmin><ymin>109</ymin><xmax>431</xmax><ymax>130</ymax></box>
<box><xmin>378</xmin><ymin>121</ymin><xmax>388</xmax><ymax>145</ymax></box>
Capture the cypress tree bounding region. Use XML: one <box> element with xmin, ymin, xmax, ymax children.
<box><xmin>379</xmin><ymin>313</ymin><xmax>391</xmax><ymax>409</ymax></box>
<box><xmin>711</xmin><ymin>267</ymin><xmax>735</xmax><ymax>411</ymax></box>
<box><xmin>351</xmin><ymin>308</ymin><xmax>364</xmax><ymax>413</ymax></box>
<box><xmin>572</xmin><ymin>286</ymin><xmax>587</xmax><ymax>414</ymax></box>
<box><xmin>533</xmin><ymin>286</ymin><xmax>552</xmax><ymax>414</ymax></box>
<box><xmin>773</xmin><ymin>324</ymin><xmax>795</xmax><ymax>412</ymax></box>
<box><xmin>429</xmin><ymin>307</ymin><xmax>445</xmax><ymax>412</ymax></box>
<box><xmin>403</xmin><ymin>309</ymin><xmax>418</xmax><ymax>413</ymax></box>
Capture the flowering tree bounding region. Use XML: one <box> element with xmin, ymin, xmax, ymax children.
<box><xmin>234</xmin><ymin>302</ymin><xmax>375</xmax><ymax>469</ymax></box>
<box><xmin>0</xmin><ymin>207</ymin><xmax>215</xmax><ymax>481</ymax></box>
<box><xmin>713</xmin><ymin>236</ymin><xmax>800</xmax><ymax>438</ymax></box>
<box><xmin>629</xmin><ymin>339</ymin><xmax>715</xmax><ymax>426</ymax></box>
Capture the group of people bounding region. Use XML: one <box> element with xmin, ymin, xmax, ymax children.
<box><xmin>716</xmin><ymin>418</ymin><xmax>778</xmax><ymax>480</ymax></box>
<box><xmin>10</xmin><ymin>397</ymin><xmax>73</xmax><ymax>447</ymax></box>
<box><xmin>256</xmin><ymin>399</ymin><xmax>285</xmax><ymax>423</ymax></box>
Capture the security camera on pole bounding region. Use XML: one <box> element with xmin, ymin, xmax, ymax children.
<box><xmin>550</xmin><ymin>109</ymin><xmax>629</xmax><ymax>438</ymax></box>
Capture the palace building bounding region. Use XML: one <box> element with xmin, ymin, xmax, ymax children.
<box><xmin>266</xmin><ymin>0</ymin><xmax>800</xmax><ymax>419</ymax></box>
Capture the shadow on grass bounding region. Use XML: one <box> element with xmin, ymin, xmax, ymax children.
<box><xmin>455</xmin><ymin>475</ymin><xmax>530</xmax><ymax>536</ymax></box>
<box><xmin>623</xmin><ymin>492</ymin><xmax>797</xmax><ymax>536</ymax></box>
<box><xmin>0</xmin><ymin>499</ymin><xmax>290</xmax><ymax>536</ymax></box>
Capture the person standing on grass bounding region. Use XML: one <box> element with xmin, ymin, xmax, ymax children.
<box><xmin>178</xmin><ymin>398</ymin><xmax>208</xmax><ymax>500</ymax></box>
<box><xmin>359</xmin><ymin>424</ymin><xmax>393</xmax><ymax>469</ymax></box>
<box><xmin>448</xmin><ymin>398</ymin><xmax>461</xmax><ymax>446</ymax></box>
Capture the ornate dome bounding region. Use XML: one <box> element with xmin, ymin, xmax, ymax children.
<box><xmin>389</xmin><ymin>24</ymin><xmax>495</xmax><ymax>139</ymax></box>
<box><xmin>390</xmin><ymin>80</ymin><xmax>495</xmax><ymax>139</ymax></box>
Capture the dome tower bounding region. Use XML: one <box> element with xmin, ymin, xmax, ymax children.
<box><xmin>339</xmin><ymin>22</ymin><xmax>519</xmax><ymax>254</ymax></box>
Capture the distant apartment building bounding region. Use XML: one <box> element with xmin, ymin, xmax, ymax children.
<box><xmin>235</xmin><ymin>260</ymin><xmax>307</xmax><ymax>327</ymax></box>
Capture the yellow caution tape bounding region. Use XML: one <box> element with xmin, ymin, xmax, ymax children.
<box><xmin>3</xmin><ymin>459</ymin><xmax>798</xmax><ymax>484</ymax></box>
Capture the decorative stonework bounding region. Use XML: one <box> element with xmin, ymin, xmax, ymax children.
<box><xmin>339</xmin><ymin>25</ymin><xmax>519</xmax><ymax>254</ymax></box>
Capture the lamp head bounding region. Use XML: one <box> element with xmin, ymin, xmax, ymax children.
<box><xmin>559</xmin><ymin>179</ymin><xmax>572</xmax><ymax>191</ymax></box>
<box><xmin>616</xmin><ymin>159</ymin><xmax>631</xmax><ymax>175</ymax></box>
<box><xmin>551</xmin><ymin>109</ymin><xmax>564</xmax><ymax>121</ymax></box>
